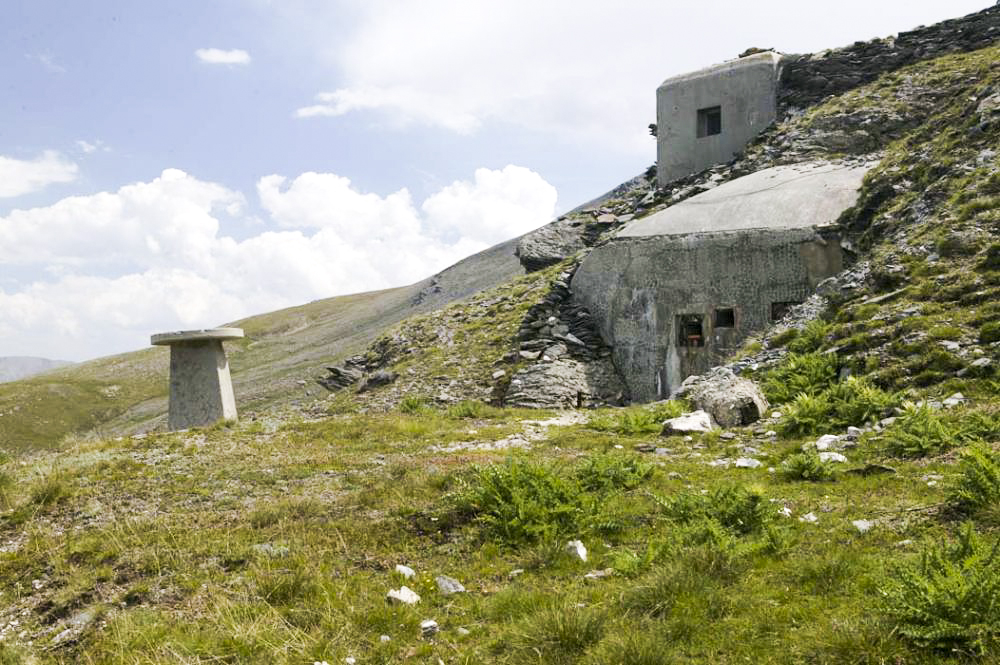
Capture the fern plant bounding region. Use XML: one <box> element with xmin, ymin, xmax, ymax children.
<box><xmin>651</xmin><ymin>485</ymin><xmax>773</xmax><ymax>536</ymax></box>
<box><xmin>949</xmin><ymin>443</ymin><xmax>1000</xmax><ymax>514</ymax></box>
<box><xmin>881</xmin><ymin>524</ymin><xmax>1000</xmax><ymax>655</ymax></box>
<box><xmin>587</xmin><ymin>401</ymin><xmax>685</xmax><ymax>434</ymax></box>
<box><xmin>781</xmin><ymin>451</ymin><xmax>836</xmax><ymax>481</ymax></box>
<box><xmin>779</xmin><ymin>377</ymin><xmax>896</xmax><ymax>437</ymax></box>
<box><xmin>762</xmin><ymin>352</ymin><xmax>838</xmax><ymax>405</ymax></box>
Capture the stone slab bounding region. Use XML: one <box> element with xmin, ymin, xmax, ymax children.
<box><xmin>151</xmin><ymin>328</ymin><xmax>245</xmax><ymax>346</ymax></box>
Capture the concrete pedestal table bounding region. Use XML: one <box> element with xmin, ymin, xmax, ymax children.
<box><xmin>151</xmin><ymin>328</ymin><xmax>244</xmax><ymax>431</ymax></box>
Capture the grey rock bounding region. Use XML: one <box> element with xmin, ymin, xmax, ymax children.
<box><xmin>812</xmin><ymin>434</ymin><xmax>842</xmax><ymax>451</ymax></box>
<box><xmin>673</xmin><ymin>368</ymin><xmax>769</xmax><ymax>427</ymax></box>
<box><xmin>566</xmin><ymin>539</ymin><xmax>588</xmax><ymax>562</ymax></box>
<box><xmin>662</xmin><ymin>410</ymin><xmax>716</xmax><ymax>435</ymax></box>
<box><xmin>435</xmin><ymin>575</ymin><xmax>466</xmax><ymax>595</ymax></box>
<box><xmin>943</xmin><ymin>392</ymin><xmax>967</xmax><ymax>408</ymax></box>
<box><xmin>253</xmin><ymin>542</ymin><xmax>290</xmax><ymax>558</ymax></box>
<box><xmin>420</xmin><ymin>619</ymin><xmax>439</xmax><ymax>638</ymax></box>
<box><xmin>735</xmin><ymin>457</ymin><xmax>762</xmax><ymax>469</ymax></box>
<box><xmin>387</xmin><ymin>586</ymin><xmax>421</xmax><ymax>605</ymax></box>
<box><xmin>584</xmin><ymin>568</ymin><xmax>615</xmax><ymax>580</ymax></box>
<box><xmin>357</xmin><ymin>370</ymin><xmax>399</xmax><ymax>393</ymax></box>
<box><xmin>515</xmin><ymin>219</ymin><xmax>588</xmax><ymax>271</ymax></box>
<box><xmin>51</xmin><ymin>607</ymin><xmax>99</xmax><ymax>646</ymax></box>
<box><xmin>505</xmin><ymin>358</ymin><xmax>626</xmax><ymax>409</ymax></box>
<box><xmin>395</xmin><ymin>564</ymin><xmax>416</xmax><ymax>579</ymax></box>
<box><xmin>852</xmin><ymin>519</ymin><xmax>875</xmax><ymax>534</ymax></box>
<box><xmin>542</xmin><ymin>343</ymin><xmax>568</xmax><ymax>361</ymax></box>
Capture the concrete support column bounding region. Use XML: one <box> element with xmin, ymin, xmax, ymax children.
<box><xmin>151</xmin><ymin>328</ymin><xmax>244</xmax><ymax>431</ymax></box>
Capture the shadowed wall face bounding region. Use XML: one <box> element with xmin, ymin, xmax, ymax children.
<box><xmin>656</xmin><ymin>52</ymin><xmax>783</xmax><ymax>186</ymax></box>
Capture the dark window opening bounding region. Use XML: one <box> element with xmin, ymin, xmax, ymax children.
<box><xmin>714</xmin><ymin>307</ymin><xmax>736</xmax><ymax>328</ymax></box>
<box><xmin>677</xmin><ymin>314</ymin><xmax>705</xmax><ymax>347</ymax></box>
<box><xmin>770</xmin><ymin>301</ymin><xmax>801</xmax><ymax>322</ymax></box>
<box><xmin>697</xmin><ymin>106</ymin><xmax>722</xmax><ymax>138</ymax></box>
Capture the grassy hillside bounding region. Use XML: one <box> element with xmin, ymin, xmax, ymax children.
<box><xmin>0</xmin><ymin>36</ymin><xmax>997</xmax><ymax>665</ymax></box>
<box><xmin>0</xmin><ymin>236</ymin><xmax>525</xmax><ymax>454</ymax></box>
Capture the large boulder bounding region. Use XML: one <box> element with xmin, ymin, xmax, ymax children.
<box><xmin>672</xmin><ymin>367</ymin><xmax>768</xmax><ymax>427</ymax></box>
<box><xmin>505</xmin><ymin>358</ymin><xmax>626</xmax><ymax>409</ymax></box>
<box><xmin>515</xmin><ymin>219</ymin><xmax>588</xmax><ymax>271</ymax></box>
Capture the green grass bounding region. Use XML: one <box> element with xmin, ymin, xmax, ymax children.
<box><xmin>0</xmin><ymin>383</ymin><xmax>994</xmax><ymax>663</ymax></box>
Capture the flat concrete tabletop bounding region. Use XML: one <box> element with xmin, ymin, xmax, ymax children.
<box><xmin>151</xmin><ymin>328</ymin><xmax>245</xmax><ymax>346</ymax></box>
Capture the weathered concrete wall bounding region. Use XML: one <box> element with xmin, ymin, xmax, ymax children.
<box><xmin>572</xmin><ymin>228</ymin><xmax>842</xmax><ymax>402</ymax></box>
<box><xmin>167</xmin><ymin>342</ymin><xmax>238</xmax><ymax>430</ymax></box>
<box><xmin>656</xmin><ymin>52</ymin><xmax>782</xmax><ymax>186</ymax></box>
<box><xmin>574</xmin><ymin>161</ymin><xmax>869</xmax><ymax>402</ymax></box>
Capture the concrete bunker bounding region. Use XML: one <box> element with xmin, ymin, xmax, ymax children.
<box><xmin>572</xmin><ymin>161</ymin><xmax>872</xmax><ymax>402</ymax></box>
<box><xmin>151</xmin><ymin>327</ymin><xmax>244</xmax><ymax>431</ymax></box>
<box><xmin>656</xmin><ymin>51</ymin><xmax>783</xmax><ymax>187</ymax></box>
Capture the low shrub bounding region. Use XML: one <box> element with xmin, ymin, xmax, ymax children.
<box><xmin>881</xmin><ymin>524</ymin><xmax>1000</xmax><ymax>655</ymax></box>
<box><xmin>762</xmin><ymin>352</ymin><xmax>839</xmax><ymax>405</ymax></box>
<box><xmin>781</xmin><ymin>451</ymin><xmax>836</xmax><ymax>481</ymax></box>
<box><xmin>787</xmin><ymin>320</ymin><xmax>832</xmax><ymax>354</ymax></box>
<box><xmin>652</xmin><ymin>485</ymin><xmax>773</xmax><ymax>536</ymax></box>
<box><xmin>29</xmin><ymin>472</ymin><xmax>74</xmax><ymax>507</ymax></box>
<box><xmin>981</xmin><ymin>321</ymin><xmax>1000</xmax><ymax>344</ymax></box>
<box><xmin>587</xmin><ymin>401</ymin><xmax>685</xmax><ymax>435</ymax></box>
<box><xmin>398</xmin><ymin>394</ymin><xmax>431</xmax><ymax>414</ymax></box>
<box><xmin>446</xmin><ymin>400</ymin><xmax>503</xmax><ymax>419</ymax></box>
<box><xmin>779</xmin><ymin>377</ymin><xmax>896</xmax><ymax>437</ymax></box>
<box><xmin>882</xmin><ymin>403</ymin><xmax>955</xmax><ymax>457</ymax></box>
<box><xmin>949</xmin><ymin>443</ymin><xmax>1000</xmax><ymax>514</ymax></box>
<box><xmin>444</xmin><ymin>454</ymin><xmax>647</xmax><ymax>546</ymax></box>
<box><xmin>883</xmin><ymin>403</ymin><xmax>997</xmax><ymax>458</ymax></box>
<box><xmin>575</xmin><ymin>453</ymin><xmax>653</xmax><ymax>493</ymax></box>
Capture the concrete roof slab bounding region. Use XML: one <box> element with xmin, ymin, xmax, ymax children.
<box><xmin>620</xmin><ymin>161</ymin><xmax>874</xmax><ymax>238</ymax></box>
<box><xmin>151</xmin><ymin>328</ymin><xmax>245</xmax><ymax>346</ymax></box>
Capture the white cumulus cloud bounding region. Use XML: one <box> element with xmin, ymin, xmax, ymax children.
<box><xmin>0</xmin><ymin>165</ymin><xmax>556</xmax><ymax>360</ymax></box>
<box><xmin>195</xmin><ymin>48</ymin><xmax>251</xmax><ymax>65</ymax></box>
<box><xmin>0</xmin><ymin>151</ymin><xmax>78</xmax><ymax>198</ymax></box>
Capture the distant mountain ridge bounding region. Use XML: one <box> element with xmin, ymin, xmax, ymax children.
<box><xmin>0</xmin><ymin>357</ymin><xmax>73</xmax><ymax>383</ymax></box>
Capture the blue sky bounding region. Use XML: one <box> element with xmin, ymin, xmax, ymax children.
<box><xmin>0</xmin><ymin>0</ymin><xmax>991</xmax><ymax>361</ymax></box>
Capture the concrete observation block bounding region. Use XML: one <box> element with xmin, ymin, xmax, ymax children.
<box><xmin>151</xmin><ymin>328</ymin><xmax>244</xmax><ymax>431</ymax></box>
<box><xmin>656</xmin><ymin>51</ymin><xmax>784</xmax><ymax>187</ymax></box>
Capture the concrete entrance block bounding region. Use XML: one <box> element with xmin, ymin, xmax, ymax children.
<box><xmin>151</xmin><ymin>328</ymin><xmax>244</xmax><ymax>431</ymax></box>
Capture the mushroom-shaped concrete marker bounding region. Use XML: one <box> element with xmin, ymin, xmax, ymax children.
<box><xmin>151</xmin><ymin>328</ymin><xmax>244</xmax><ymax>431</ymax></box>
